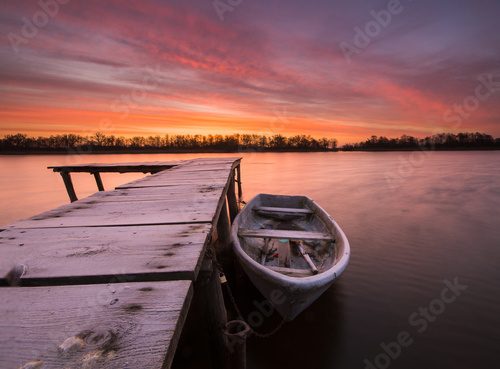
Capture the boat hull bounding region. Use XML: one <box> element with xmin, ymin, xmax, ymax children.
<box><xmin>231</xmin><ymin>194</ymin><xmax>350</xmax><ymax>321</ymax></box>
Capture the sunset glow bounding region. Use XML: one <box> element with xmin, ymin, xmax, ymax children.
<box><xmin>1</xmin><ymin>0</ymin><xmax>499</xmax><ymax>144</ymax></box>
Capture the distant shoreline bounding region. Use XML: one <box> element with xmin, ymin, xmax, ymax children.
<box><xmin>2</xmin><ymin>132</ymin><xmax>498</xmax><ymax>154</ymax></box>
<box><xmin>1</xmin><ymin>147</ymin><xmax>499</xmax><ymax>155</ymax></box>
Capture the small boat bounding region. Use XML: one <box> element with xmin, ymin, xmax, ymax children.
<box><xmin>231</xmin><ymin>194</ymin><xmax>350</xmax><ymax>320</ymax></box>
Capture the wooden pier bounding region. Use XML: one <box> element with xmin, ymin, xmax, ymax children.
<box><xmin>0</xmin><ymin>157</ymin><xmax>242</xmax><ymax>369</ymax></box>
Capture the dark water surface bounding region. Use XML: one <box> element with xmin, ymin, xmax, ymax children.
<box><xmin>1</xmin><ymin>152</ymin><xmax>499</xmax><ymax>369</ymax></box>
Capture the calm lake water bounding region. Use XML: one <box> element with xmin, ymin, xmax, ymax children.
<box><xmin>1</xmin><ymin>152</ymin><xmax>499</xmax><ymax>369</ymax></box>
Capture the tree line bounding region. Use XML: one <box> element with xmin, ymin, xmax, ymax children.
<box><xmin>0</xmin><ymin>132</ymin><xmax>498</xmax><ymax>153</ymax></box>
<box><xmin>0</xmin><ymin>133</ymin><xmax>337</xmax><ymax>152</ymax></box>
<box><xmin>342</xmin><ymin>132</ymin><xmax>500</xmax><ymax>150</ymax></box>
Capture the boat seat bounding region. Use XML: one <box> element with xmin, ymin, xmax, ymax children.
<box><xmin>268</xmin><ymin>266</ymin><xmax>314</xmax><ymax>277</ymax></box>
<box><xmin>253</xmin><ymin>206</ymin><xmax>313</xmax><ymax>215</ymax></box>
<box><xmin>238</xmin><ymin>228</ymin><xmax>332</xmax><ymax>241</ymax></box>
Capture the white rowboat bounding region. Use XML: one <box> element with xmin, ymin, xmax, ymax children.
<box><xmin>231</xmin><ymin>194</ymin><xmax>350</xmax><ymax>320</ymax></box>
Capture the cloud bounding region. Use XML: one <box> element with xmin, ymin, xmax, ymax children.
<box><xmin>0</xmin><ymin>0</ymin><xmax>499</xmax><ymax>143</ymax></box>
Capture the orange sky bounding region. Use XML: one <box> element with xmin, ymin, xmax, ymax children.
<box><xmin>1</xmin><ymin>0</ymin><xmax>499</xmax><ymax>144</ymax></box>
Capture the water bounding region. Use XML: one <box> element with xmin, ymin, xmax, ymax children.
<box><xmin>1</xmin><ymin>151</ymin><xmax>499</xmax><ymax>369</ymax></box>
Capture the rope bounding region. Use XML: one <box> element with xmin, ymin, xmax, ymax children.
<box><xmin>221</xmin><ymin>273</ymin><xmax>286</xmax><ymax>338</ymax></box>
<box><xmin>209</xmin><ymin>246</ymin><xmax>286</xmax><ymax>338</ymax></box>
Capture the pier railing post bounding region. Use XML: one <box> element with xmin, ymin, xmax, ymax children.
<box><xmin>59</xmin><ymin>171</ymin><xmax>78</xmax><ymax>202</ymax></box>
<box><xmin>92</xmin><ymin>172</ymin><xmax>105</xmax><ymax>191</ymax></box>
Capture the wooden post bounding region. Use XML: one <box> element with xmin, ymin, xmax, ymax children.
<box><xmin>92</xmin><ymin>172</ymin><xmax>105</xmax><ymax>191</ymax></box>
<box><xmin>217</xmin><ymin>200</ymin><xmax>232</xmax><ymax>254</ymax></box>
<box><xmin>59</xmin><ymin>171</ymin><xmax>78</xmax><ymax>202</ymax></box>
<box><xmin>235</xmin><ymin>164</ymin><xmax>243</xmax><ymax>204</ymax></box>
<box><xmin>200</xmin><ymin>258</ymin><xmax>228</xmax><ymax>368</ymax></box>
<box><xmin>227</xmin><ymin>169</ymin><xmax>239</xmax><ymax>223</ymax></box>
<box><xmin>224</xmin><ymin>320</ymin><xmax>251</xmax><ymax>369</ymax></box>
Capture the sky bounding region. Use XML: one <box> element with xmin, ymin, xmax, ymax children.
<box><xmin>1</xmin><ymin>0</ymin><xmax>499</xmax><ymax>144</ymax></box>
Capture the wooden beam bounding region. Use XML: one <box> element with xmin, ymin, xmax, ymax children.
<box><xmin>238</xmin><ymin>228</ymin><xmax>332</xmax><ymax>241</ymax></box>
<box><xmin>227</xmin><ymin>169</ymin><xmax>239</xmax><ymax>223</ymax></box>
<box><xmin>93</xmin><ymin>172</ymin><xmax>105</xmax><ymax>191</ymax></box>
<box><xmin>59</xmin><ymin>171</ymin><xmax>78</xmax><ymax>202</ymax></box>
<box><xmin>216</xmin><ymin>200</ymin><xmax>231</xmax><ymax>250</ymax></box>
<box><xmin>253</xmin><ymin>206</ymin><xmax>313</xmax><ymax>215</ymax></box>
<box><xmin>48</xmin><ymin>161</ymin><xmax>182</xmax><ymax>173</ymax></box>
<box><xmin>268</xmin><ymin>266</ymin><xmax>313</xmax><ymax>277</ymax></box>
<box><xmin>235</xmin><ymin>164</ymin><xmax>243</xmax><ymax>203</ymax></box>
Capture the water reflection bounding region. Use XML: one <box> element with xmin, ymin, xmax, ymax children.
<box><xmin>1</xmin><ymin>151</ymin><xmax>499</xmax><ymax>368</ymax></box>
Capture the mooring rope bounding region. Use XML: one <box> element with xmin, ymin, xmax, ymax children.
<box><xmin>208</xmin><ymin>246</ymin><xmax>286</xmax><ymax>338</ymax></box>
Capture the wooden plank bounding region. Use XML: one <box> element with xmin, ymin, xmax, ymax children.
<box><xmin>8</xmin><ymin>196</ymin><xmax>220</xmax><ymax>229</ymax></box>
<box><xmin>114</xmin><ymin>159</ymin><xmax>240</xmax><ymax>189</ymax></box>
<box><xmin>0</xmin><ymin>224</ymin><xmax>211</xmax><ymax>284</ymax></box>
<box><xmin>238</xmin><ymin>228</ymin><xmax>332</xmax><ymax>241</ymax></box>
<box><xmin>0</xmin><ymin>281</ymin><xmax>192</xmax><ymax>369</ymax></box>
<box><xmin>268</xmin><ymin>266</ymin><xmax>313</xmax><ymax>277</ymax></box>
<box><xmin>117</xmin><ymin>175</ymin><xmax>228</xmax><ymax>189</ymax></box>
<box><xmin>48</xmin><ymin>161</ymin><xmax>182</xmax><ymax>173</ymax></box>
<box><xmin>275</xmin><ymin>239</ymin><xmax>291</xmax><ymax>267</ymax></box>
<box><xmin>80</xmin><ymin>186</ymin><xmax>222</xmax><ymax>203</ymax></box>
<box><xmin>186</xmin><ymin>157</ymin><xmax>241</xmax><ymax>164</ymax></box>
<box><xmin>254</xmin><ymin>206</ymin><xmax>313</xmax><ymax>214</ymax></box>
<box><xmin>170</xmin><ymin>163</ymin><xmax>234</xmax><ymax>172</ymax></box>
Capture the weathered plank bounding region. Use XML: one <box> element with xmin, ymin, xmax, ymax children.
<box><xmin>117</xmin><ymin>158</ymin><xmax>240</xmax><ymax>189</ymax></box>
<box><xmin>117</xmin><ymin>173</ymin><xmax>229</xmax><ymax>189</ymax></box>
<box><xmin>48</xmin><ymin>161</ymin><xmax>182</xmax><ymax>173</ymax></box>
<box><xmin>170</xmin><ymin>163</ymin><xmax>234</xmax><ymax>173</ymax></box>
<box><xmin>254</xmin><ymin>206</ymin><xmax>313</xmax><ymax>214</ymax></box>
<box><xmin>81</xmin><ymin>186</ymin><xmax>223</xmax><ymax>203</ymax></box>
<box><xmin>0</xmin><ymin>224</ymin><xmax>211</xmax><ymax>285</ymax></box>
<box><xmin>0</xmin><ymin>281</ymin><xmax>192</xmax><ymax>369</ymax></box>
<box><xmin>238</xmin><ymin>228</ymin><xmax>332</xmax><ymax>241</ymax></box>
<box><xmin>8</xmin><ymin>196</ymin><xmax>220</xmax><ymax>229</ymax></box>
<box><xmin>268</xmin><ymin>266</ymin><xmax>313</xmax><ymax>277</ymax></box>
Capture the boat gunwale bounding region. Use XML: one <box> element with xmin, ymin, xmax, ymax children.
<box><xmin>231</xmin><ymin>193</ymin><xmax>350</xmax><ymax>287</ymax></box>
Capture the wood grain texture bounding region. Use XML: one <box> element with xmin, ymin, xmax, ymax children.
<box><xmin>117</xmin><ymin>173</ymin><xmax>229</xmax><ymax>189</ymax></box>
<box><xmin>117</xmin><ymin>158</ymin><xmax>240</xmax><ymax>189</ymax></box>
<box><xmin>0</xmin><ymin>157</ymin><xmax>242</xmax><ymax>369</ymax></box>
<box><xmin>48</xmin><ymin>161</ymin><xmax>182</xmax><ymax>173</ymax></box>
<box><xmin>238</xmin><ymin>228</ymin><xmax>332</xmax><ymax>241</ymax></box>
<box><xmin>8</xmin><ymin>196</ymin><xmax>220</xmax><ymax>229</ymax></box>
<box><xmin>0</xmin><ymin>281</ymin><xmax>192</xmax><ymax>369</ymax></box>
<box><xmin>0</xmin><ymin>224</ymin><xmax>211</xmax><ymax>285</ymax></box>
<box><xmin>254</xmin><ymin>206</ymin><xmax>313</xmax><ymax>214</ymax></box>
<box><xmin>81</xmin><ymin>186</ymin><xmax>223</xmax><ymax>203</ymax></box>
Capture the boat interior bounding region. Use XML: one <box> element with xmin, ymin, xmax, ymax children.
<box><xmin>237</xmin><ymin>195</ymin><xmax>338</xmax><ymax>277</ymax></box>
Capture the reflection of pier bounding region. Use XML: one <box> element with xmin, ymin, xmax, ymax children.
<box><xmin>0</xmin><ymin>157</ymin><xmax>242</xmax><ymax>369</ymax></box>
